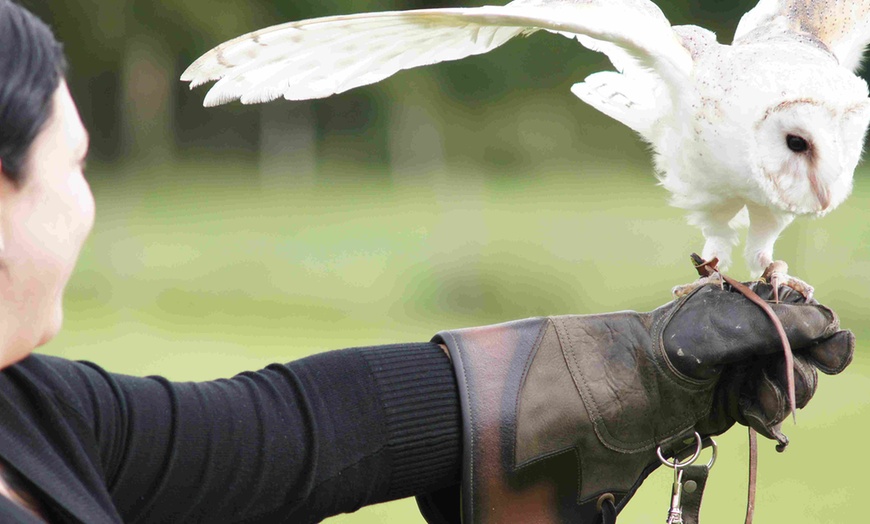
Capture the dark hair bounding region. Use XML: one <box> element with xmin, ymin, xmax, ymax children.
<box><xmin>0</xmin><ymin>0</ymin><xmax>67</xmax><ymax>183</ymax></box>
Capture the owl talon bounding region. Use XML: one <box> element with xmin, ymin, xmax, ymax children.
<box><xmin>761</xmin><ymin>260</ymin><xmax>814</xmax><ymax>303</ymax></box>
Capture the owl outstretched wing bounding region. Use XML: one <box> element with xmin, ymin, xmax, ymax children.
<box><xmin>181</xmin><ymin>0</ymin><xmax>692</xmax><ymax>135</ymax></box>
<box><xmin>735</xmin><ymin>0</ymin><xmax>870</xmax><ymax>71</ymax></box>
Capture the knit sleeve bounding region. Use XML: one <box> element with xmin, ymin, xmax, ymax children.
<box><xmin>35</xmin><ymin>342</ymin><xmax>460</xmax><ymax>523</ymax></box>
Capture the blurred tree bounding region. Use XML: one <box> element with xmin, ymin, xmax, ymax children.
<box><xmin>27</xmin><ymin>0</ymin><xmax>273</xmax><ymax>165</ymax></box>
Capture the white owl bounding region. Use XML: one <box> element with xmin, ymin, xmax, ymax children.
<box><xmin>182</xmin><ymin>0</ymin><xmax>870</xmax><ymax>296</ymax></box>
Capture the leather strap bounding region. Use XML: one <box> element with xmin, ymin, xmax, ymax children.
<box><xmin>692</xmin><ymin>254</ymin><xmax>796</xmax><ymax>420</ymax></box>
<box><xmin>692</xmin><ymin>254</ymin><xmax>786</xmax><ymax>524</ymax></box>
<box><xmin>599</xmin><ymin>497</ymin><xmax>616</xmax><ymax>524</ymax></box>
<box><xmin>679</xmin><ymin>464</ymin><xmax>710</xmax><ymax>524</ymax></box>
<box><xmin>745</xmin><ymin>428</ymin><xmax>758</xmax><ymax>524</ymax></box>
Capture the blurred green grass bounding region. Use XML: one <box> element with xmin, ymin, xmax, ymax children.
<box><xmin>45</xmin><ymin>159</ymin><xmax>870</xmax><ymax>523</ymax></box>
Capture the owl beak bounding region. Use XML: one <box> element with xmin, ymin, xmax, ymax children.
<box><xmin>808</xmin><ymin>171</ymin><xmax>831</xmax><ymax>211</ymax></box>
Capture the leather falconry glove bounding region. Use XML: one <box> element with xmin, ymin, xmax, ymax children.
<box><xmin>416</xmin><ymin>282</ymin><xmax>853</xmax><ymax>524</ymax></box>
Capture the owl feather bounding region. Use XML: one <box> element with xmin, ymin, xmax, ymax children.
<box><xmin>183</xmin><ymin>0</ymin><xmax>870</xmax><ymax>277</ymax></box>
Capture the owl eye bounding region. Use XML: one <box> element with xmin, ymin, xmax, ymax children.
<box><xmin>786</xmin><ymin>134</ymin><xmax>809</xmax><ymax>153</ymax></box>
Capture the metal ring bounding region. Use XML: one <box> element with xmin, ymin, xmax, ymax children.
<box><xmin>705</xmin><ymin>438</ymin><xmax>718</xmax><ymax>469</ymax></box>
<box><xmin>596</xmin><ymin>493</ymin><xmax>615</xmax><ymax>513</ymax></box>
<box><xmin>656</xmin><ymin>432</ymin><xmax>703</xmax><ymax>469</ymax></box>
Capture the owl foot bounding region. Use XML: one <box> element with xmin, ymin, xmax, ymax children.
<box><xmin>672</xmin><ymin>254</ymin><xmax>724</xmax><ymax>298</ymax></box>
<box><xmin>761</xmin><ymin>260</ymin><xmax>814</xmax><ymax>303</ymax></box>
<box><xmin>672</xmin><ymin>274</ymin><xmax>724</xmax><ymax>298</ymax></box>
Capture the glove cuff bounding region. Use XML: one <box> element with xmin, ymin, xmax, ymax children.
<box><xmin>418</xmin><ymin>308</ymin><xmax>719</xmax><ymax>523</ymax></box>
<box><xmin>420</xmin><ymin>317</ymin><xmax>608</xmax><ymax>523</ymax></box>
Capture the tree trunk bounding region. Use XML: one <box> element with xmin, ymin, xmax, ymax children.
<box><xmin>120</xmin><ymin>32</ymin><xmax>175</xmax><ymax>164</ymax></box>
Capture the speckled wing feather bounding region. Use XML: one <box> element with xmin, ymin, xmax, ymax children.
<box><xmin>735</xmin><ymin>0</ymin><xmax>870</xmax><ymax>71</ymax></box>
<box><xmin>181</xmin><ymin>0</ymin><xmax>692</xmax><ymax>108</ymax></box>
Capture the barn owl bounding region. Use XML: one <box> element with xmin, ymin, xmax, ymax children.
<box><xmin>182</xmin><ymin>0</ymin><xmax>870</xmax><ymax>296</ymax></box>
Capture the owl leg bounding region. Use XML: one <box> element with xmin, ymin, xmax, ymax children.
<box><xmin>688</xmin><ymin>203</ymin><xmax>745</xmax><ymax>271</ymax></box>
<box><xmin>744</xmin><ymin>204</ymin><xmax>794</xmax><ymax>276</ymax></box>
<box><xmin>744</xmin><ymin>205</ymin><xmax>811</xmax><ymax>301</ymax></box>
<box><xmin>672</xmin><ymin>203</ymin><xmax>744</xmax><ymax>297</ymax></box>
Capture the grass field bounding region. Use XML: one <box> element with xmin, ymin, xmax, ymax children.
<box><xmin>45</xmin><ymin>159</ymin><xmax>870</xmax><ymax>523</ymax></box>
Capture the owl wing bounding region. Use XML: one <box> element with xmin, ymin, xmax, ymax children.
<box><xmin>182</xmin><ymin>0</ymin><xmax>692</xmax><ymax>130</ymax></box>
<box><xmin>735</xmin><ymin>0</ymin><xmax>870</xmax><ymax>71</ymax></box>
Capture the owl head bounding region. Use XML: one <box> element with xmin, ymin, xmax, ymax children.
<box><xmin>744</xmin><ymin>50</ymin><xmax>870</xmax><ymax>216</ymax></box>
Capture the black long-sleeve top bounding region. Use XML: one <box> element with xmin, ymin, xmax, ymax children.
<box><xmin>0</xmin><ymin>342</ymin><xmax>461</xmax><ymax>523</ymax></box>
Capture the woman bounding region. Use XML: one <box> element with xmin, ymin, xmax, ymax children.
<box><xmin>0</xmin><ymin>1</ymin><xmax>853</xmax><ymax>523</ymax></box>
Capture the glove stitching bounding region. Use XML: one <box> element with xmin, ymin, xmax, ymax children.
<box><xmin>808</xmin><ymin>332</ymin><xmax>854</xmax><ymax>375</ymax></box>
<box><xmin>553</xmin><ymin>316</ymin><xmax>615</xmax><ymax>450</ymax></box>
<box><xmin>812</xmin><ymin>360</ymin><xmax>847</xmax><ymax>375</ymax></box>
<box><xmin>510</xmin><ymin>318</ymin><xmax>555</xmax><ymax>470</ymax></box>
<box><xmin>647</xmin><ymin>305</ymin><xmax>717</xmax><ymax>436</ymax></box>
<box><xmin>760</xmin><ymin>368</ymin><xmax>786</xmax><ymax>426</ymax></box>
<box><xmin>554</xmin><ymin>314</ymin><xmax>707</xmax><ymax>454</ymax></box>
<box><xmin>793</xmin><ymin>356</ymin><xmax>818</xmax><ymax>408</ymax></box>
<box><xmin>651</xmin><ymin>297</ymin><xmax>719</xmax><ymax>389</ymax></box>
<box><xmin>439</xmin><ymin>330</ymin><xmax>475</xmax><ymax>522</ymax></box>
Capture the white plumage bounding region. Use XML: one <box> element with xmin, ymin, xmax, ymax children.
<box><xmin>183</xmin><ymin>0</ymin><xmax>870</xmax><ymax>284</ymax></box>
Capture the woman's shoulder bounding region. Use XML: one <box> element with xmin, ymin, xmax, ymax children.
<box><xmin>6</xmin><ymin>354</ymin><xmax>102</xmax><ymax>390</ymax></box>
<box><xmin>1</xmin><ymin>354</ymin><xmax>111</xmax><ymax>423</ymax></box>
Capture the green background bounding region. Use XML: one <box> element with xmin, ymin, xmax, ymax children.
<box><xmin>23</xmin><ymin>0</ymin><xmax>870</xmax><ymax>522</ymax></box>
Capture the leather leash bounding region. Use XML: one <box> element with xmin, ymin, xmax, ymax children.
<box><xmin>689</xmin><ymin>253</ymin><xmax>797</xmax><ymax>524</ymax></box>
<box><xmin>689</xmin><ymin>254</ymin><xmax>797</xmax><ymax>419</ymax></box>
<box><xmin>745</xmin><ymin>428</ymin><xmax>757</xmax><ymax>524</ymax></box>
